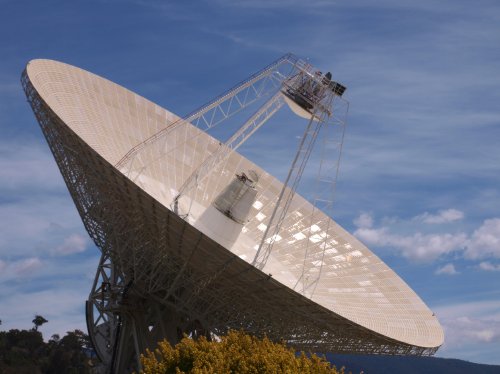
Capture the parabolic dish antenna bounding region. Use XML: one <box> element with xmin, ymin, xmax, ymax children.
<box><xmin>22</xmin><ymin>55</ymin><xmax>443</xmax><ymax>373</ymax></box>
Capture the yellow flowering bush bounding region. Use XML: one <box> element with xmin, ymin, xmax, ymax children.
<box><xmin>141</xmin><ymin>330</ymin><xmax>344</xmax><ymax>374</ymax></box>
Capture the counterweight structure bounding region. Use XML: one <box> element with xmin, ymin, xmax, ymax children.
<box><xmin>22</xmin><ymin>56</ymin><xmax>444</xmax><ymax>373</ymax></box>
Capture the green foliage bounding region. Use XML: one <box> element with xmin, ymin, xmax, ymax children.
<box><xmin>0</xmin><ymin>329</ymin><xmax>45</xmax><ymax>374</ymax></box>
<box><xmin>43</xmin><ymin>330</ymin><xmax>92</xmax><ymax>374</ymax></box>
<box><xmin>141</xmin><ymin>330</ymin><xmax>344</xmax><ymax>374</ymax></box>
<box><xmin>0</xmin><ymin>328</ymin><xmax>92</xmax><ymax>374</ymax></box>
<box><xmin>32</xmin><ymin>315</ymin><xmax>48</xmax><ymax>332</ymax></box>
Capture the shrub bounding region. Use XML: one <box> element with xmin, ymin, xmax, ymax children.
<box><xmin>141</xmin><ymin>330</ymin><xmax>344</xmax><ymax>374</ymax></box>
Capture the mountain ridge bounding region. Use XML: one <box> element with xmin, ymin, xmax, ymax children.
<box><xmin>326</xmin><ymin>354</ymin><xmax>500</xmax><ymax>374</ymax></box>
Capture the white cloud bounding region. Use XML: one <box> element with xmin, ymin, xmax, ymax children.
<box><xmin>353</xmin><ymin>213</ymin><xmax>500</xmax><ymax>263</ymax></box>
<box><xmin>439</xmin><ymin>313</ymin><xmax>500</xmax><ymax>347</ymax></box>
<box><xmin>435</xmin><ymin>300</ymin><xmax>500</xmax><ymax>319</ymax></box>
<box><xmin>353</xmin><ymin>226</ymin><xmax>387</xmax><ymax>246</ymax></box>
<box><xmin>355</xmin><ymin>225</ymin><xmax>467</xmax><ymax>262</ymax></box>
<box><xmin>14</xmin><ymin>257</ymin><xmax>43</xmax><ymax>275</ymax></box>
<box><xmin>435</xmin><ymin>263</ymin><xmax>459</xmax><ymax>275</ymax></box>
<box><xmin>447</xmin><ymin>316</ymin><xmax>500</xmax><ymax>344</ymax></box>
<box><xmin>0</xmin><ymin>257</ymin><xmax>44</xmax><ymax>280</ymax></box>
<box><xmin>0</xmin><ymin>289</ymin><xmax>88</xmax><ymax>338</ymax></box>
<box><xmin>416</xmin><ymin>209</ymin><xmax>465</xmax><ymax>224</ymax></box>
<box><xmin>0</xmin><ymin>195</ymin><xmax>85</xmax><ymax>258</ymax></box>
<box><xmin>53</xmin><ymin>234</ymin><xmax>88</xmax><ymax>256</ymax></box>
<box><xmin>353</xmin><ymin>212</ymin><xmax>373</xmax><ymax>229</ymax></box>
<box><xmin>0</xmin><ymin>253</ymin><xmax>100</xmax><ymax>340</ymax></box>
<box><xmin>465</xmin><ymin>218</ymin><xmax>500</xmax><ymax>259</ymax></box>
<box><xmin>0</xmin><ymin>142</ymin><xmax>63</xmax><ymax>193</ymax></box>
<box><xmin>434</xmin><ymin>300</ymin><xmax>500</xmax><ymax>358</ymax></box>
<box><xmin>478</xmin><ymin>261</ymin><xmax>500</xmax><ymax>272</ymax></box>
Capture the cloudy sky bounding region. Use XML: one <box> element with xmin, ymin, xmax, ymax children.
<box><xmin>1</xmin><ymin>0</ymin><xmax>499</xmax><ymax>365</ymax></box>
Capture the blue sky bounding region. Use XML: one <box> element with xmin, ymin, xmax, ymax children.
<box><xmin>1</xmin><ymin>0</ymin><xmax>499</xmax><ymax>365</ymax></box>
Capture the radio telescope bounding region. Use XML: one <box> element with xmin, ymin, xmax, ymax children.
<box><xmin>22</xmin><ymin>55</ymin><xmax>443</xmax><ymax>373</ymax></box>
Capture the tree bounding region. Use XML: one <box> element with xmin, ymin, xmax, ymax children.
<box><xmin>0</xmin><ymin>328</ymin><xmax>45</xmax><ymax>374</ymax></box>
<box><xmin>49</xmin><ymin>334</ymin><xmax>60</xmax><ymax>344</ymax></box>
<box><xmin>141</xmin><ymin>330</ymin><xmax>344</xmax><ymax>374</ymax></box>
<box><xmin>44</xmin><ymin>330</ymin><xmax>91</xmax><ymax>374</ymax></box>
<box><xmin>0</xmin><ymin>317</ymin><xmax>94</xmax><ymax>374</ymax></box>
<box><xmin>32</xmin><ymin>316</ymin><xmax>48</xmax><ymax>332</ymax></box>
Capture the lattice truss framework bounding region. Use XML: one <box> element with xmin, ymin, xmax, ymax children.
<box><xmin>21</xmin><ymin>56</ymin><xmax>442</xmax><ymax>373</ymax></box>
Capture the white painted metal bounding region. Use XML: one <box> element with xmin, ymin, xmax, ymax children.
<box><xmin>23</xmin><ymin>57</ymin><xmax>444</xmax><ymax>373</ymax></box>
<box><xmin>173</xmin><ymin>92</ymin><xmax>285</xmax><ymax>217</ymax></box>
